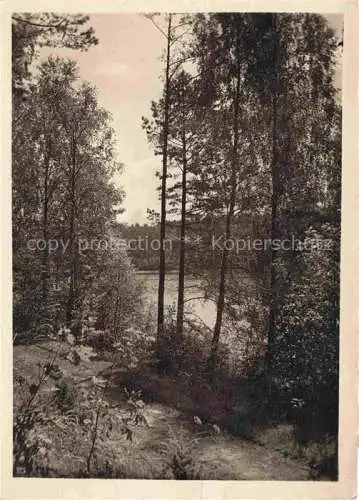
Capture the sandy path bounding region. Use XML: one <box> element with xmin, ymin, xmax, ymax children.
<box><xmin>117</xmin><ymin>403</ymin><xmax>309</xmax><ymax>480</ymax></box>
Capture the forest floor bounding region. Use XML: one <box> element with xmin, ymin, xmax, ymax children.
<box><xmin>13</xmin><ymin>340</ymin><xmax>315</xmax><ymax>480</ymax></box>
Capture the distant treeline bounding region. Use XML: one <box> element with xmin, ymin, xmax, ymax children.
<box><xmin>119</xmin><ymin>213</ymin><xmax>271</xmax><ymax>274</ymax></box>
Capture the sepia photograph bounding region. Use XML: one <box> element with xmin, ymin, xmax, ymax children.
<box><xmin>5</xmin><ymin>4</ymin><xmax>356</xmax><ymax>493</ymax></box>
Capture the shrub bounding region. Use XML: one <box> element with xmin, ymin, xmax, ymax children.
<box><xmin>13</xmin><ymin>343</ymin><xmax>149</xmax><ymax>477</ymax></box>
<box><xmin>160</xmin><ymin>430</ymin><xmax>202</xmax><ymax>479</ymax></box>
<box><xmin>13</xmin><ymin>354</ymin><xmax>58</xmax><ymax>476</ymax></box>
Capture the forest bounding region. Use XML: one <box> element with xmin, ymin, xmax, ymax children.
<box><xmin>13</xmin><ymin>13</ymin><xmax>341</xmax><ymax>480</ymax></box>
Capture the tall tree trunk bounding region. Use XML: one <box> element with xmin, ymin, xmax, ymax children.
<box><xmin>176</xmin><ymin>125</ymin><xmax>187</xmax><ymax>340</ymax></box>
<box><xmin>66</xmin><ymin>134</ymin><xmax>77</xmax><ymax>328</ymax></box>
<box><xmin>265</xmin><ymin>14</ymin><xmax>279</xmax><ymax>375</ymax></box>
<box><xmin>208</xmin><ymin>56</ymin><xmax>241</xmax><ymax>374</ymax></box>
<box><xmin>112</xmin><ymin>268</ymin><xmax>124</xmax><ymax>339</ymax></box>
<box><xmin>157</xmin><ymin>14</ymin><xmax>172</xmax><ymax>343</ymax></box>
<box><xmin>41</xmin><ymin>139</ymin><xmax>50</xmax><ymax>307</ymax></box>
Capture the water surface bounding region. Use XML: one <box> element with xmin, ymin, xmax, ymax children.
<box><xmin>136</xmin><ymin>271</ymin><xmax>217</xmax><ymax>328</ymax></box>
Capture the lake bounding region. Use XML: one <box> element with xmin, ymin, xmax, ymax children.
<box><xmin>135</xmin><ymin>271</ymin><xmax>217</xmax><ymax>329</ymax></box>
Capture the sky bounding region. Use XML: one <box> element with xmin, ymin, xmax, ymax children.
<box><xmin>38</xmin><ymin>14</ymin><xmax>343</xmax><ymax>225</ymax></box>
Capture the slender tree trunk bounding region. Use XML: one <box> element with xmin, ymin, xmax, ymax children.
<box><xmin>42</xmin><ymin>140</ymin><xmax>50</xmax><ymax>306</ymax></box>
<box><xmin>265</xmin><ymin>14</ymin><xmax>279</xmax><ymax>375</ymax></box>
<box><xmin>157</xmin><ymin>14</ymin><xmax>172</xmax><ymax>343</ymax></box>
<box><xmin>66</xmin><ymin>134</ymin><xmax>77</xmax><ymax>328</ymax></box>
<box><xmin>112</xmin><ymin>269</ymin><xmax>123</xmax><ymax>338</ymax></box>
<box><xmin>208</xmin><ymin>56</ymin><xmax>241</xmax><ymax>374</ymax></box>
<box><xmin>176</xmin><ymin>125</ymin><xmax>187</xmax><ymax>340</ymax></box>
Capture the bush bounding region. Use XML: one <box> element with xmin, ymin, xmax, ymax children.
<box><xmin>159</xmin><ymin>430</ymin><xmax>202</xmax><ymax>479</ymax></box>
<box><xmin>13</xmin><ymin>345</ymin><xmax>149</xmax><ymax>477</ymax></box>
<box><xmin>270</xmin><ymin>225</ymin><xmax>339</xmax><ymax>439</ymax></box>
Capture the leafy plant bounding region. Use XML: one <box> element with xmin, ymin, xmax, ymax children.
<box><xmin>160</xmin><ymin>429</ymin><xmax>202</xmax><ymax>479</ymax></box>
<box><xmin>13</xmin><ymin>350</ymin><xmax>60</xmax><ymax>476</ymax></box>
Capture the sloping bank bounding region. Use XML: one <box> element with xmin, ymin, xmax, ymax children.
<box><xmin>13</xmin><ymin>339</ymin><xmax>314</xmax><ymax>479</ymax></box>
